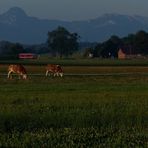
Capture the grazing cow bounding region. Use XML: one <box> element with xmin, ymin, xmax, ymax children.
<box><xmin>46</xmin><ymin>64</ymin><xmax>63</xmax><ymax>77</ymax></box>
<box><xmin>8</xmin><ymin>64</ymin><xmax>27</xmax><ymax>79</ymax></box>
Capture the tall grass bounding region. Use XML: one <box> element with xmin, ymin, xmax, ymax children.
<box><xmin>0</xmin><ymin>75</ymin><xmax>147</xmax><ymax>147</ymax></box>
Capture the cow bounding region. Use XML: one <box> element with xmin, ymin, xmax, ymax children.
<box><xmin>8</xmin><ymin>64</ymin><xmax>27</xmax><ymax>79</ymax></box>
<box><xmin>45</xmin><ymin>64</ymin><xmax>63</xmax><ymax>77</ymax></box>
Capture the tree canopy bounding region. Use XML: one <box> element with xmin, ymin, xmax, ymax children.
<box><xmin>47</xmin><ymin>26</ymin><xmax>79</xmax><ymax>57</ymax></box>
<box><xmin>94</xmin><ymin>30</ymin><xmax>148</xmax><ymax>58</ymax></box>
<box><xmin>0</xmin><ymin>41</ymin><xmax>24</xmax><ymax>55</ymax></box>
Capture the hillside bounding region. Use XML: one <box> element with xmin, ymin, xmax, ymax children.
<box><xmin>0</xmin><ymin>7</ymin><xmax>148</xmax><ymax>44</ymax></box>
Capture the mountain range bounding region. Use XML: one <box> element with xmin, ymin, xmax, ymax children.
<box><xmin>0</xmin><ymin>7</ymin><xmax>148</xmax><ymax>44</ymax></box>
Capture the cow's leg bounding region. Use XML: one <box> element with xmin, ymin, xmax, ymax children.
<box><xmin>8</xmin><ymin>71</ymin><xmax>12</xmax><ymax>79</ymax></box>
<box><xmin>53</xmin><ymin>72</ymin><xmax>58</xmax><ymax>77</ymax></box>
<box><xmin>18</xmin><ymin>74</ymin><xmax>21</xmax><ymax>79</ymax></box>
<box><xmin>46</xmin><ymin>70</ymin><xmax>49</xmax><ymax>76</ymax></box>
<box><xmin>59</xmin><ymin>73</ymin><xmax>63</xmax><ymax>77</ymax></box>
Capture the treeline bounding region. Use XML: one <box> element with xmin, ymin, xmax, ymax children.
<box><xmin>0</xmin><ymin>27</ymin><xmax>148</xmax><ymax>59</ymax></box>
<box><xmin>91</xmin><ymin>30</ymin><xmax>148</xmax><ymax>58</ymax></box>
<box><xmin>0</xmin><ymin>41</ymin><xmax>24</xmax><ymax>59</ymax></box>
<box><xmin>0</xmin><ymin>41</ymin><xmax>49</xmax><ymax>60</ymax></box>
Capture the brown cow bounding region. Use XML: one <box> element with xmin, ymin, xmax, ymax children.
<box><xmin>8</xmin><ymin>64</ymin><xmax>27</xmax><ymax>79</ymax></box>
<box><xmin>46</xmin><ymin>64</ymin><xmax>63</xmax><ymax>77</ymax></box>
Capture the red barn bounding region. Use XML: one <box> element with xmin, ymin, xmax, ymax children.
<box><xmin>19</xmin><ymin>53</ymin><xmax>37</xmax><ymax>59</ymax></box>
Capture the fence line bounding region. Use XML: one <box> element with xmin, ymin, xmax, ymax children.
<box><xmin>1</xmin><ymin>72</ymin><xmax>148</xmax><ymax>76</ymax></box>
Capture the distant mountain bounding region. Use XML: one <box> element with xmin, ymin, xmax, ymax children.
<box><xmin>1</xmin><ymin>7</ymin><xmax>148</xmax><ymax>44</ymax></box>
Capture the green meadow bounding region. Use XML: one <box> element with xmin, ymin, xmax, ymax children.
<box><xmin>0</xmin><ymin>71</ymin><xmax>147</xmax><ymax>147</ymax></box>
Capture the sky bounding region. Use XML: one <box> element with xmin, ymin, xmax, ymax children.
<box><xmin>0</xmin><ymin>0</ymin><xmax>148</xmax><ymax>21</ymax></box>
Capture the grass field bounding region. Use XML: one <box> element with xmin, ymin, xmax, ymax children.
<box><xmin>2</xmin><ymin>58</ymin><xmax>148</xmax><ymax>66</ymax></box>
<box><xmin>2</xmin><ymin>64</ymin><xmax>148</xmax><ymax>75</ymax></box>
<box><xmin>0</xmin><ymin>61</ymin><xmax>148</xmax><ymax>147</ymax></box>
<box><xmin>0</xmin><ymin>67</ymin><xmax>148</xmax><ymax>147</ymax></box>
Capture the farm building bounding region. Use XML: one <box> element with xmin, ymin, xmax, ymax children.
<box><xmin>19</xmin><ymin>53</ymin><xmax>38</xmax><ymax>59</ymax></box>
<box><xmin>118</xmin><ymin>48</ymin><xmax>143</xmax><ymax>59</ymax></box>
<box><xmin>118</xmin><ymin>49</ymin><xmax>126</xmax><ymax>59</ymax></box>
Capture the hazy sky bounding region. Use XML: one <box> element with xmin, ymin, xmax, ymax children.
<box><xmin>0</xmin><ymin>0</ymin><xmax>148</xmax><ymax>21</ymax></box>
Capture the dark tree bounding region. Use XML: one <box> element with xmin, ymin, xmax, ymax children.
<box><xmin>1</xmin><ymin>42</ymin><xmax>24</xmax><ymax>55</ymax></box>
<box><xmin>94</xmin><ymin>43</ymin><xmax>105</xmax><ymax>57</ymax></box>
<box><xmin>134</xmin><ymin>30</ymin><xmax>148</xmax><ymax>54</ymax></box>
<box><xmin>11</xmin><ymin>43</ymin><xmax>24</xmax><ymax>55</ymax></box>
<box><xmin>122</xmin><ymin>30</ymin><xmax>148</xmax><ymax>54</ymax></box>
<box><xmin>47</xmin><ymin>26</ymin><xmax>79</xmax><ymax>57</ymax></box>
<box><xmin>94</xmin><ymin>35</ymin><xmax>122</xmax><ymax>58</ymax></box>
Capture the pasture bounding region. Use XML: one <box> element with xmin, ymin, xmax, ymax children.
<box><xmin>0</xmin><ymin>64</ymin><xmax>147</xmax><ymax>147</ymax></box>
